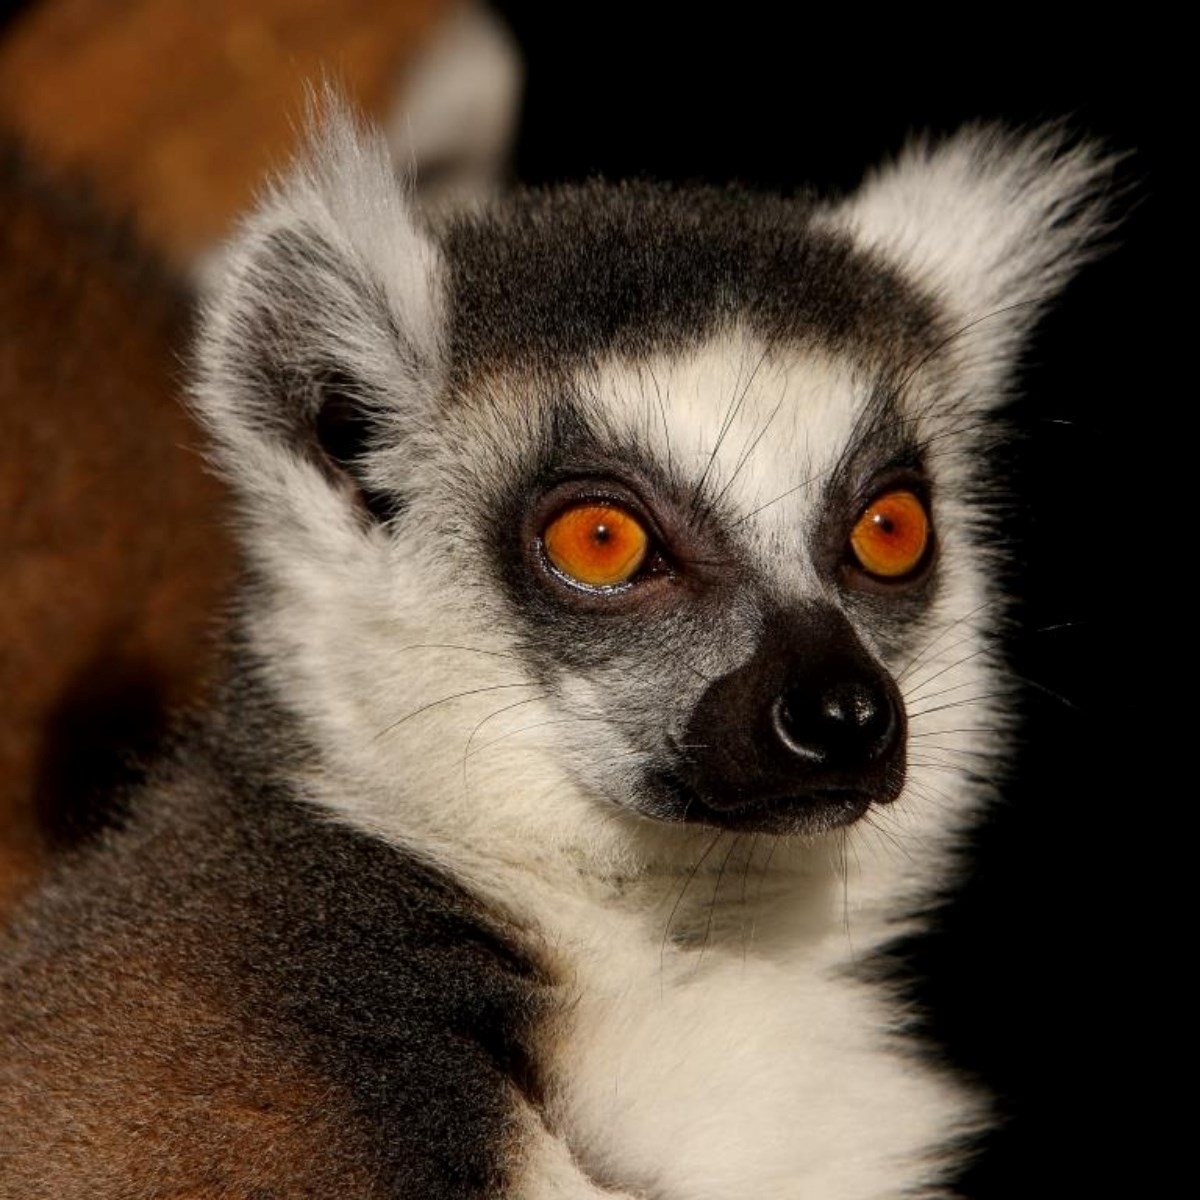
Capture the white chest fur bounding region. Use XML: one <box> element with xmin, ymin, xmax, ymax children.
<box><xmin>531</xmin><ymin>862</ymin><xmax>982</xmax><ymax>1200</ymax></box>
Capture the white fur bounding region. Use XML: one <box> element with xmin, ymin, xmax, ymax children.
<box><xmin>827</xmin><ymin>125</ymin><xmax>1115</xmax><ymax>391</ymax></box>
<box><xmin>194</xmin><ymin>116</ymin><xmax>1111</xmax><ymax>1197</ymax></box>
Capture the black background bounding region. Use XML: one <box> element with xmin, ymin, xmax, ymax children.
<box><xmin>497</xmin><ymin>7</ymin><xmax>1162</xmax><ymax>1194</ymax></box>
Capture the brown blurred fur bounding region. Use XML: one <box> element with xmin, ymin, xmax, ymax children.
<box><xmin>0</xmin><ymin>941</ymin><xmax>381</xmax><ymax>1199</ymax></box>
<box><xmin>0</xmin><ymin>0</ymin><xmax>456</xmax><ymax>926</ymax></box>
<box><xmin>0</xmin><ymin>0</ymin><xmax>450</xmax><ymax>265</ymax></box>
<box><xmin>0</xmin><ymin>143</ymin><xmax>234</xmax><ymax>917</ymax></box>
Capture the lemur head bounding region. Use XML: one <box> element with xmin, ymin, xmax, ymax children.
<box><xmin>196</xmin><ymin>108</ymin><xmax>1109</xmax><ymax>878</ymax></box>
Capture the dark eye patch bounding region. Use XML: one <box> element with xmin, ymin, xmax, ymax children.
<box><xmin>810</xmin><ymin>389</ymin><xmax>942</xmax><ymax>650</ymax></box>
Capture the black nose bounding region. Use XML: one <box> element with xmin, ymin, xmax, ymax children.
<box><xmin>773</xmin><ymin>678</ymin><xmax>898</xmax><ymax>768</ymax></box>
<box><xmin>663</xmin><ymin>606</ymin><xmax>908</xmax><ymax>833</ymax></box>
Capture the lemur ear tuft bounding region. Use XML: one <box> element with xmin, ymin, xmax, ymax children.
<box><xmin>193</xmin><ymin>93</ymin><xmax>443</xmax><ymax>529</ymax></box>
<box><xmin>830</xmin><ymin>124</ymin><xmax>1120</xmax><ymax>378</ymax></box>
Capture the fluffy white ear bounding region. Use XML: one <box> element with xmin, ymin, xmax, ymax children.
<box><xmin>830</xmin><ymin>126</ymin><xmax>1116</xmax><ymax>376</ymax></box>
<box><xmin>193</xmin><ymin>99</ymin><xmax>445</xmax><ymax>540</ymax></box>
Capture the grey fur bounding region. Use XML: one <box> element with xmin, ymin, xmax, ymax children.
<box><xmin>0</xmin><ymin>668</ymin><xmax>546</xmax><ymax>1199</ymax></box>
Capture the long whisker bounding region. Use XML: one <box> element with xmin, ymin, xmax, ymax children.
<box><xmin>887</xmin><ymin>297</ymin><xmax>1047</xmax><ymax>413</ymax></box>
<box><xmin>895</xmin><ymin>599</ymin><xmax>998</xmax><ymax>685</ymax></box>
<box><xmin>709</xmin><ymin>376</ymin><xmax>789</xmax><ymax>513</ymax></box>
<box><xmin>648</xmin><ymin>363</ymin><xmax>674</xmax><ymax>482</ymax></box>
<box><xmin>463</xmin><ymin>713</ymin><xmax>648</xmax><ymax>761</ymax></box>
<box><xmin>907</xmin><ymin>691</ymin><xmax>1020</xmax><ymax>721</ymax></box>
<box><xmin>690</xmin><ymin>345</ymin><xmax>771</xmax><ymax>520</ymax></box>
<box><xmin>391</xmin><ymin>642</ymin><xmax>522</xmax><ymax>662</ymax></box>
<box><xmin>461</xmin><ymin>692</ymin><xmax>551</xmax><ymax>785</ymax></box>
<box><xmin>373</xmin><ymin>682</ymin><xmax>537</xmax><ymax>741</ymax></box>
<box><xmin>732</xmin><ymin>463</ymin><xmax>830</xmax><ymax>526</ymax></box>
<box><xmin>697</xmin><ymin>834</ymin><xmax>743</xmax><ymax>969</ymax></box>
<box><xmin>739</xmin><ymin>833</ymin><xmax>760</xmax><ymax>965</ymax></box>
<box><xmin>911</xmin><ymin>725</ymin><xmax>1009</xmax><ymax>738</ymax></box>
<box><xmin>901</xmin><ymin>645</ymin><xmax>993</xmax><ymax>698</ymax></box>
<box><xmin>904</xmin><ymin>674</ymin><xmax>1011</xmax><ymax>708</ymax></box>
<box><xmin>661</xmin><ymin>832</ymin><xmax>725</xmax><ymax>980</ymax></box>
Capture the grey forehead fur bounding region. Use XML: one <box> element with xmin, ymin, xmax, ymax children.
<box><xmin>440</xmin><ymin>181</ymin><xmax>943</xmax><ymax>382</ymax></box>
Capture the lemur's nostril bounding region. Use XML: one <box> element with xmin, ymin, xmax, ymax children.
<box><xmin>672</xmin><ymin>606</ymin><xmax>907</xmax><ymax>824</ymax></box>
<box><xmin>773</xmin><ymin>679</ymin><xmax>897</xmax><ymax>767</ymax></box>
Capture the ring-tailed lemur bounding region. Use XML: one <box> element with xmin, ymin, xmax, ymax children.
<box><xmin>0</xmin><ymin>107</ymin><xmax>1111</xmax><ymax>1198</ymax></box>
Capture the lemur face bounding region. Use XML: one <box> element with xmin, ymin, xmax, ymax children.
<box><xmin>197</xmin><ymin>111</ymin><xmax>1108</xmax><ymax>862</ymax></box>
<box><xmin>434</xmin><ymin>334</ymin><xmax>942</xmax><ymax>839</ymax></box>
<box><xmin>376</xmin><ymin>187</ymin><xmax>970</xmax><ymax>839</ymax></box>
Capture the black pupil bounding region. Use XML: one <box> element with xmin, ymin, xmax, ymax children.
<box><xmin>593</xmin><ymin>523</ymin><xmax>611</xmax><ymax>544</ymax></box>
<box><xmin>876</xmin><ymin>515</ymin><xmax>895</xmax><ymax>535</ymax></box>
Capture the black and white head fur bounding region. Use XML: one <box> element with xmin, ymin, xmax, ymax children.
<box><xmin>195</xmin><ymin>112</ymin><xmax>1107</xmax><ymax>1195</ymax></box>
<box><xmin>189</xmin><ymin>108</ymin><xmax>1113</xmax><ymax>1195</ymax></box>
<box><xmin>188</xmin><ymin>108</ymin><xmax>1111</xmax><ymax>1195</ymax></box>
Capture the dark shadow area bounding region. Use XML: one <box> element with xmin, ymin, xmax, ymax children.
<box><xmin>32</xmin><ymin>652</ymin><xmax>171</xmax><ymax>850</ymax></box>
<box><xmin>0</xmin><ymin>2</ymin><xmax>30</xmax><ymax>37</ymax></box>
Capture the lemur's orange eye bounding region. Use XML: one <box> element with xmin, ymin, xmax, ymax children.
<box><xmin>543</xmin><ymin>503</ymin><xmax>649</xmax><ymax>587</ymax></box>
<box><xmin>849</xmin><ymin>490</ymin><xmax>931</xmax><ymax>579</ymax></box>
